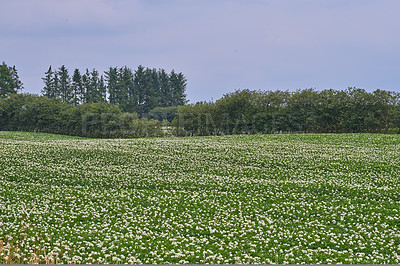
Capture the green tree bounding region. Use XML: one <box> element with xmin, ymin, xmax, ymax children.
<box><xmin>0</xmin><ymin>62</ymin><xmax>23</xmax><ymax>98</ymax></box>
<box><xmin>120</xmin><ymin>66</ymin><xmax>133</xmax><ymax>112</ymax></box>
<box><xmin>42</xmin><ymin>66</ymin><xmax>55</xmax><ymax>98</ymax></box>
<box><xmin>133</xmin><ymin>65</ymin><xmax>147</xmax><ymax>114</ymax></box>
<box><xmin>318</xmin><ymin>89</ymin><xmax>347</xmax><ymax>133</ymax></box>
<box><xmin>81</xmin><ymin>69</ymin><xmax>91</xmax><ymax>103</ymax></box>
<box><xmin>169</xmin><ymin>70</ymin><xmax>187</xmax><ymax>106</ymax></box>
<box><xmin>158</xmin><ymin>69</ymin><xmax>170</xmax><ymax>107</ymax></box>
<box><xmin>287</xmin><ymin>89</ymin><xmax>320</xmax><ymax>133</ymax></box>
<box><xmin>105</xmin><ymin>67</ymin><xmax>119</xmax><ymax>105</ymax></box>
<box><xmin>143</xmin><ymin>68</ymin><xmax>160</xmax><ymax>114</ymax></box>
<box><xmin>99</xmin><ymin>75</ymin><xmax>107</xmax><ymax>103</ymax></box>
<box><xmin>71</xmin><ymin>68</ymin><xmax>83</xmax><ymax>105</ymax></box>
<box><xmin>148</xmin><ymin>106</ymin><xmax>179</xmax><ymax>122</ymax></box>
<box><xmin>57</xmin><ymin>65</ymin><xmax>72</xmax><ymax>103</ymax></box>
<box><xmin>371</xmin><ymin>89</ymin><xmax>397</xmax><ymax>133</ymax></box>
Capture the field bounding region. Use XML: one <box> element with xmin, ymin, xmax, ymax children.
<box><xmin>0</xmin><ymin>131</ymin><xmax>400</xmax><ymax>264</ymax></box>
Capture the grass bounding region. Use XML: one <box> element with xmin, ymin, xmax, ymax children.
<box><xmin>0</xmin><ymin>131</ymin><xmax>400</xmax><ymax>264</ymax></box>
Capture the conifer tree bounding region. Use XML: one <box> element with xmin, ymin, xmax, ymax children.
<box><xmin>158</xmin><ymin>69</ymin><xmax>170</xmax><ymax>107</ymax></box>
<box><xmin>9</xmin><ymin>66</ymin><xmax>23</xmax><ymax>92</ymax></box>
<box><xmin>134</xmin><ymin>65</ymin><xmax>146</xmax><ymax>113</ymax></box>
<box><xmin>53</xmin><ymin>71</ymin><xmax>60</xmax><ymax>99</ymax></box>
<box><xmin>169</xmin><ymin>70</ymin><xmax>187</xmax><ymax>106</ymax></box>
<box><xmin>89</xmin><ymin>69</ymin><xmax>100</xmax><ymax>103</ymax></box>
<box><xmin>120</xmin><ymin>66</ymin><xmax>133</xmax><ymax>112</ymax></box>
<box><xmin>81</xmin><ymin>69</ymin><xmax>91</xmax><ymax>103</ymax></box>
<box><xmin>105</xmin><ymin>67</ymin><xmax>119</xmax><ymax>105</ymax></box>
<box><xmin>58</xmin><ymin>65</ymin><xmax>72</xmax><ymax>103</ymax></box>
<box><xmin>99</xmin><ymin>75</ymin><xmax>107</xmax><ymax>103</ymax></box>
<box><xmin>71</xmin><ymin>68</ymin><xmax>83</xmax><ymax>105</ymax></box>
<box><xmin>0</xmin><ymin>62</ymin><xmax>23</xmax><ymax>98</ymax></box>
<box><xmin>42</xmin><ymin>66</ymin><xmax>55</xmax><ymax>98</ymax></box>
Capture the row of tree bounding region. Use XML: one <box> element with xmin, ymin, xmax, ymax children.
<box><xmin>173</xmin><ymin>88</ymin><xmax>400</xmax><ymax>136</ymax></box>
<box><xmin>3</xmin><ymin>62</ymin><xmax>400</xmax><ymax>138</ymax></box>
<box><xmin>42</xmin><ymin>65</ymin><xmax>187</xmax><ymax>114</ymax></box>
<box><xmin>0</xmin><ymin>94</ymin><xmax>165</xmax><ymax>138</ymax></box>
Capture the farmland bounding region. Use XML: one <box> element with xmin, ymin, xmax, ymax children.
<box><xmin>0</xmin><ymin>131</ymin><xmax>400</xmax><ymax>264</ymax></box>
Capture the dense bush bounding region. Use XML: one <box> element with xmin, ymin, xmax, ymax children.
<box><xmin>173</xmin><ymin>88</ymin><xmax>400</xmax><ymax>136</ymax></box>
<box><xmin>0</xmin><ymin>94</ymin><xmax>164</xmax><ymax>138</ymax></box>
<box><xmin>148</xmin><ymin>106</ymin><xmax>179</xmax><ymax>122</ymax></box>
<box><xmin>2</xmin><ymin>88</ymin><xmax>400</xmax><ymax>138</ymax></box>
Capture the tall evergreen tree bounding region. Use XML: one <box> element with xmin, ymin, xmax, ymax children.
<box><xmin>9</xmin><ymin>66</ymin><xmax>23</xmax><ymax>92</ymax></box>
<box><xmin>105</xmin><ymin>67</ymin><xmax>119</xmax><ymax>105</ymax></box>
<box><xmin>169</xmin><ymin>70</ymin><xmax>187</xmax><ymax>106</ymax></box>
<box><xmin>71</xmin><ymin>68</ymin><xmax>83</xmax><ymax>105</ymax></box>
<box><xmin>89</xmin><ymin>69</ymin><xmax>102</xmax><ymax>103</ymax></box>
<box><xmin>40</xmin><ymin>64</ymin><xmax>188</xmax><ymax>114</ymax></box>
<box><xmin>42</xmin><ymin>66</ymin><xmax>55</xmax><ymax>98</ymax></box>
<box><xmin>81</xmin><ymin>69</ymin><xmax>91</xmax><ymax>103</ymax></box>
<box><xmin>134</xmin><ymin>65</ymin><xmax>146</xmax><ymax>114</ymax></box>
<box><xmin>143</xmin><ymin>68</ymin><xmax>160</xmax><ymax>112</ymax></box>
<box><xmin>99</xmin><ymin>75</ymin><xmax>107</xmax><ymax>103</ymax></box>
<box><xmin>58</xmin><ymin>65</ymin><xmax>72</xmax><ymax>103</ymax></box>
<box><xmin>158</xmin><ymin>69</ymin><xmax>170</xmax><ymax>107</ymax></box>
<box><xmin>88</xmin><ymin>69</ymin><xmax>99</xmax><ymax>103</ymax></box>
<box><xmin>0</xmin><ymin>62</ymin><xmax>23</xmax><ymax>98</ymax></box>
<box><xmin>120</xmin><ymin>66</ymin><xmax>134</xmax><ymax>112</ymax></box>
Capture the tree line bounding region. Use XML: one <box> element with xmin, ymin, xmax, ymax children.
<box><xmin>0</xmin><ymin>93</ymin><xmax>166</xmax><ymax>138</ymax></box>
<box><xmin>42</xmin><ymin>65</ymin><xmax>187</xmax><ymax>115</ymax></box>
<box><xmin>2</xmin><ymin>62</ymin><xmax>400</xmax><ymax>138</ymax></box>
<box><xmin>0</xmin><ymin>62</ymin><xmax>173</xmax><ymax>138</ymax></box>
<box><xmin>173</xmin><ymin>88</ymin><xmax>400</xmax><ymax>136</ymax></box>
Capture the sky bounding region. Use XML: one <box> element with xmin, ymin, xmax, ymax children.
<box><xmin>1</xmin><ymin>0</ymin><xmax>400</xmax><ymax>103</ymax></box>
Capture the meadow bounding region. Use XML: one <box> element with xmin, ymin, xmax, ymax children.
<box><xmin>0</xmin><ymin>131</ymin><xmax>400</xmax><ymax>264</ymax></box>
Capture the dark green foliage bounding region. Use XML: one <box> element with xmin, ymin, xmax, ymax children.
<box><xmin>119</xmin><ymin>66</ymin><xmax>133</xmax><ymax>112</ymax></box>
<box><xmin>58</xmin><ymin>65</ymin><xmax>72</xmax><ymax>103</ymax></box>
<box><xmin>71</xmin><ymin>68</ymin><xmax>83</xmax><ymax>105</ymax></box>
<box><xmin>169</xmin><ymin>70</ymin><xmax>187</xmax><ymax>106</ymax></box>
<box><xmin>0</xmin><ymin>94</ymin><xmax>164</xmax><ymax>138</ymax></box>
<box><xmin>41</xmin><ymin>66</ymin><xmax>54</xmax><ymax>98</ymax></box>
<box><xmin>0</xmin><ymin>62</ymin><xmax>23</xmax><ymax>98</ymax></box>
<box><xmin>148</xmin><ymin>106</ymin><xmax>179</xmax><ymax>122</ymax></box>
<box><xmin>174</xmin><ymin>88</ymin><xmax>400</xmax><ymax>136</ymax></box>
<box><xmin>42</xmin><ymin>65</ymin><xmax>188</xmax><ymax>115</ymax></box>
<box><xmin>104</xmin><ymin>67</ymin><xmax>119</xmax><ymax>105</ymax></box>
<box><xmin>81</xmin><ymin>69</ymin><xmax>90</xmax><ymax>104</ymax></box>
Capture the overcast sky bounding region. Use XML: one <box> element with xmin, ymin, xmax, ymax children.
<box><xmin>1</xmin><ymin>0</ymin><xmax>400</xmax><ymax>103</ymax></box>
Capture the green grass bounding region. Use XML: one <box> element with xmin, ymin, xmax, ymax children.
<box><xmin>0</xmin><ymin>131</ymin><xmax>400</xmax><ymax>264</ymax></box>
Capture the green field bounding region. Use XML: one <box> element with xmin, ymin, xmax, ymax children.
<box><xmin>1</xmin><ymin>131</ymin><xmax>400</xmax><ymax>264</ymax></box>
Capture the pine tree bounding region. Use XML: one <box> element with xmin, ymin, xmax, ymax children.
<box><xmin>81</xmin><ymin>69</ymin><xmax>91</xmax><ymax>103</ymax></box>
<box><xmin>105</xmin><ymin>67</ymin><xmax>119</xmax><ymax>105</ymax></box>
<box><xmin>71</xmin><ymin>68</ymin><xmax>83</xmax><ymax>105</ymax></box>
<box><xmin>0</xmin><ymin>62</ymin><xmax>23</xmax><ymax>98</ymax></box>
<box><xmin>120</xmin><ymin>66</ymin><xmax>134</xmax><ymax>112</ymax></box>
<box><xmin>89</xmin><ymin>69</ymin><xmax>100</xmax><ymax>103</ymax></box>
<box><xmin>53</xmin><ymin>71</ymin><xmax>60</xmax><ymax>99</ymax></box>
<box><xmin>58</xmin><ymin>65</ymin><xmax>72</xmax><ymax>103</ymax></box>
<box><xmin>158</xmin><ymin>69</ymin><xmax>170</xmax><ymax>107</ymax></box>
<box><xmin>133</xmin><ymin>65</ymin><xmax>147</xmax><ymax>114</ymax></box>
<box><xmin>99</xmin><ymin>75</ymin><xmax>107</xmax><ymax>102</ymax></box>
<box><xmin>10</xmin><ymin>66</ymin><xmax>23</xmax><ymax>92</ymax></box>
<box><xmin>169</xmin><ymin>70</ymin><xmax>187</xmax><ymax>106</ymax></box>
<box><xmin>143</xmin><ymin>68</ymin><xmax>160</xmax><ymax>112</ymax></box>
<box><xmin>42</xmin><ymin>66</ymin><xmax>55</xmax><ymax>98</ymax></box>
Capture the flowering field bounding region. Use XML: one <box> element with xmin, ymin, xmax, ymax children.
<box><xmin>0</xmin><ymin>131</ymin><xmax>400</xmax><ymax>264</ymax></box>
